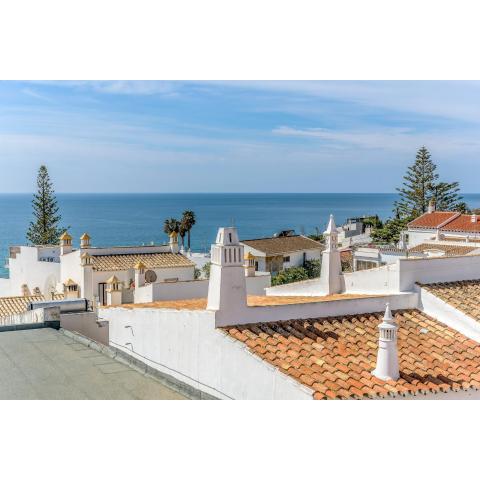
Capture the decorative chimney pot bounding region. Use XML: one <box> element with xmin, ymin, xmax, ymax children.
<box><xmin>372</xmin><ymin>303</ymin><xmax>400</xmax><ymax>381</ymax></box>
<box><xmin>60</xmin><ymin>231</ymin><xmax>73</xmax><ymax>255</ymax></box>
<box><xmin>318</xmin><ymin>214</ymin><xmax>342</xmax><ymax>295</ymax></box>
<box><xmin>244</xmin><ymin>252</ymin><xmax>256</xmax><ymax>277</ymax></box>
<box><xmin>63</xmin><ymin>278</ymin><xmax>80</xmax><ymax>299</ymax></box>
<box><xmin>169</xmin><ymin>231</ymin><xmax>179</xmax><ymax>254</ymax></box>
<box><xmin>134</xmin><ymin>261</ymin><xmax>146</xmax><ymax>288</ymax></box>
<box><xmin>207</xmin><ymin>227</ymin><xmax>247</xmax><ymax>313</ymax></box>
<box><xmin>106</xmin><ymin>275</ymin><xmax>122</xmax><ymax>306</ymax></box>
<box><xmin>80</xmin><ymin>232</ymin><xmax>91</xmax><ymax>249</ymax></box>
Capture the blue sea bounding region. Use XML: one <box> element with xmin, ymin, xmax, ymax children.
<box><xmin>1</xmin><ymin>193</ymin><xmax>479</xmax><ymax>278</ymax></box>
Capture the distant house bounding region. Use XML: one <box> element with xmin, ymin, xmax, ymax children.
<box><xmin>240</xmin><ymin>235</ymin><xmax>323</xmax><ymax>274</ymax></box>
<box><xmin>407</xmin><ymin>203</ymin><xmax>480</xmax><ymax>247</ymax></box>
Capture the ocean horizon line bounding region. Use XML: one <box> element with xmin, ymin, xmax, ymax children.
<box><xmin>1</xmin><ymin>191</ymin><xmax>478</xmax><ymax>196</ymax></box>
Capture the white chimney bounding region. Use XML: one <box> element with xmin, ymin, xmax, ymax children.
<box><xmin>428</xmin><ymin>199</ymin><xmax>436</xmax><ymax>214</ymax></box>
<box><xmin>318</xmin><ymin>214</ymin><xmax>342</xmax><ymax>295</ymax></box>
<box><xmin>207</xmin><ymin>227</ymin><xmax>247</xmax><ymax>315</ymax></box>
<box><xmin>59</xmin><ymin>231</ymin><xmax>73</xmax><ymax>255</ymax></box>
<box><xmin>471</xmin><ymin>214</ymin><xmax>477</xmax><ymax>224</ymax></box>
<box><xmin>169</xmin><ymin>231</ymin><xmax>179</xmax><ymax>254</ymax></box>
<box><xmin>80</xmin><ymin>232</ymin><xmax>91</xmax><ymax>249</ymax></box>
<box><xmin>134</xmin><ymin>261</ymin><xmax>146</xmax><ymax>288</ymax></box>
<box><xmin>372</xmin><ymin>303</ymin><xmax>400</xmax><ymax>381</ymax></box>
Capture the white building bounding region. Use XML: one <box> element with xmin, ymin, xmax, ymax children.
<box><xmin>98</xmin><ymin>218</ymin><xmax>480</xmax><ymax>400</ymax></box>
<box><xmin>2</xmin><ymin>231</ymin><xmax>197</xmax><ymax>305</ymax></box>
<box><xmin>407</xmin><ymin>202</ymin><xmax>480</xmax><ymax>247</ymax></box>
<box><xmin>241</xmin><ymin>234</ymin><xmax>323</xmax><ymax>274</ymax></box>
<box><xmin>352</xmin><ymin>204</ymin><xmax>480</xmax><ymax>271</ymax></box>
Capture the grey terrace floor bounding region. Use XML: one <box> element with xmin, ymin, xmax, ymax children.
<box><xmin>0</xmin><ymin>328</ymin><xmax>185</xmax><ymax>400</ymax></box>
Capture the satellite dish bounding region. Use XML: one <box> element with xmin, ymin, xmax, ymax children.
<box><xmin>145</xmin><ymin>270</ymin><xmax>157</xmax><ymax>283</ymax></box>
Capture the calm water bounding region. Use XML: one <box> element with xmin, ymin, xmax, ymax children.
<box><xmin>1</xmin><ymin>193</ymin><xmax>479</xmax><ymax>277</ymax></box>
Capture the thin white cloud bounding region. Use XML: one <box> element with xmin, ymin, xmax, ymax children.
<box><xmin>273</xmin><ymin>125</ymin><xmax>480</xmax><ymax>154</ymax></box>
<box><xmin>21</xmin><ymin>88</ymin><xmax>54</xmax><ymax>102</ymax></box>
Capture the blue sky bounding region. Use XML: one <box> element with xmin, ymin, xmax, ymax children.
<box><xmin>0</xmin><ymin>81</ymin><xmax>479</xmax><ymax>193</ymax></box>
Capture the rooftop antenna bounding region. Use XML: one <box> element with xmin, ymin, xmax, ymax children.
<box><xmin>231</xmin><ymin>217</ymin><xmax>235</xmax><ymax>227</ymax></box>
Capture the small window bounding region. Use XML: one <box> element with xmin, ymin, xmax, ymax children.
<box><xmin>255</xmin><ymin>261</ymin><xmax>259</xmax><ymax>271</ymax></box>
<box><xmin>229</xmin><ymin>233</ymin><xmax>232</xmax><ymax>243</ymax></box>
<box><xmin>283</xmin><ymin>256</ymin><xmax>290</xmax><ymax>263</ymax></box>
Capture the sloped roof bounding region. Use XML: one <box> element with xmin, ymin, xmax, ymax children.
<box><xmin>408</xmin><ymin>212</ymin><xmax>459</xmax><ymax>229</ymax></box>
<box><xmin>91</xmin><ymin>253</ymin><xmax>195</xmax><ymax>272</ymax></box>
<box><xmin>241</xmin><ymin>235</ymin><xmax>323</xmax><ymax>256</ymax></box>
<box><xmin>0</xmin><ymin>294</ymin><xmax>64</xmax><ymax>317</ymax></box>
<box><xmin>408</xmin><ymin>211</ymin><xmax>480</xmax><ymax>233</ymax></box>
<box><xmin>224</xmin><ymin>309</ymin><xmax>480</xmax><ymax>399</ymax></box>
<box><xmin>408</xmin><ymin>243</ymin><xmax>479</xmax><ymax>256</ymax></box>
<box><xmin>441</xmin><ymin>214</ymin><xmax>480</xmax><ymax>233</ymax></box>
<box><xmin>420</xmin><ymin>279</ymin><xmax>480</xmax><ymax>322</ymax></box>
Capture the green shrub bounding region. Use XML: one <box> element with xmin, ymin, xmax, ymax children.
<box><xmin>271</xmin><ymin>266</ymin><xmax>309</xmax><ymax>286</ymax></box>
<box><xmin>303</xmin><ymin>259</ymin><xmax>321</xmax><ymax>278</ymax></box>
<box><xmin>202</xmin><ymin>262</ymin><xmax>211</xmax><ymax>279</ymax></box>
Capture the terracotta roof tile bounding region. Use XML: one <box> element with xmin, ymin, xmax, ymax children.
<box><xmin>420</xmin><ymin>279</ymin><xmax>480</xmax><ymax>322</ymax></box>
<box><xmin>241</xmin><ymin>235</ymin><xmax>323</xmax><ymax>256</ymax></box>
<box><xmin>408</xmin><ymin>243</ymin><xmax>478</xmax><ymax>256</ymax></box>
<box><xmin>408</xmin><ymin>212</ymin><xmax>459</xmax><ymax>229</ymax></box>
<box><xmin>441</xmin><ymin>214</ymin><xmax>480</xmax><ymax>233</ymax></box>
<box><xmin>0</xmin><ymin>294</ymin><xmax>64</xmax><ymax>318</ymax></box>
<box><xmin>223</xmin><ymin>309</ymin><xmax>480</xmax><ymax>399</ymax></box>
<box><xmin>91</xmin><ymin>252</ymin><xmax>195</xmax><ymax>272</ymax></box>
<box><xmin>409</xmin><ymin>211</ymin><xmax>480</xmax><ymax>234</ymax></box>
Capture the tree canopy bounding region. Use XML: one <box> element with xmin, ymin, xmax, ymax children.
<box><xmin>372</xmin><ymin>147</ymin><xmax>467</xmax><ymax>244</ymax></box>
<box><xmin>26</xmin><ymin>165</ymin><xmax>66</xmax><ymax>245</ymax></box>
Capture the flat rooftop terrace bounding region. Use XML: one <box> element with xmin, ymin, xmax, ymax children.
<box><xmin>0</xmin><ymin>328</ymin><xmax>185</xmax><ymax>400</ymax></box>
<box><xmin>110</xmin><ymin>293</ymin><xmax>377</xmax><ymax>311</ymax></box>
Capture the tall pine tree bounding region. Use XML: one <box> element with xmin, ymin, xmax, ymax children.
<box><xmin>26</xmin><ymin>165</ymin><xmax>65</xmax><ymax>245</ymax></box>
<box><xmin>394</xmin><ymin>146</ymin><xmax>464</xmax><ymax>218</ymax></box>
<box><xmin>372</xmin><ymin>147</ymin><xmax>466</xmax><ymax>244</ymax></box>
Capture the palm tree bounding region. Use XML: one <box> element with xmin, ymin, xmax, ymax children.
<box><xmin>163</xmin><ymin>217</ymin><xmax>180</xmax><ymax>240</ymax></box>
<box><xmin>181</xmin><ymin>210</ymin><xmax>196</xmax><ymax>250</ymax></box>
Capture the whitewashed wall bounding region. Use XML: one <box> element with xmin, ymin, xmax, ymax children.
<box><xmin>9</xmin><ymin>246</ymin><xmax>61</xmax><ymax>295</ymax></box>
<box><xmin>407</xmin><ymin>229</ymin><xmax>437</xmax><ymax>247</ymax></box>
<box><xmin>417</xmin><ymin>285</ymin><xmax>480</xmax><ymax>342</ymax></box>
<box><xmin>134</xmin><ymin>274</ymin><xmax>271</xmax><ymax>304</ymax></box>
<box><xmin>103</xmin><ymin>307</ymin><xmax>312</xmax><ymax>400</ymax></box>
<box><xmin>398</xmin><ymin>255</ymin><xmax>480</xmax><ymax>291</ymax></box>
<box><xmin>0</xmin><ymin>278</ymin><xmax>11</xmax><ymax>297</ymax></box>
<box><xmin>214</xmin><ymin>292</ymin><xmax>418</xmax><ymax>327</ymax></box>
<box><xmin>343</xmin><ymin>263</ymin><xmax>400</xmax><ymax>294</ymax></box>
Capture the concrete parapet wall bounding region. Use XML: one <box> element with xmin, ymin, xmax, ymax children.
<box><xmin>417</xmin><ymin>285</ymin><xmax>480</xmax><ymax>342</ymax></box>
<box><xmin>214</xmin><ymin>292</ymin><xmax>419</xmax><ymax>327</ymax></box>
<box><xmin>102</xmin><ymin>307</ymin><xmax>312</xmax><ymax>400</ymax></box>
<box><xmin>398</xmin><ymin>254</ymin><xmax>480</xmax><ymax>291</ymax></box>
<box><xmin>60</xmin><ymin>311</ymin><xmax>109</xmax><ymax>345</ymax></box>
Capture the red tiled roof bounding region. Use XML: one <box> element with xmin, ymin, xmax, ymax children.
<box><xmin>409</xmin><ymin>211</ymin><xmax>480</xmax><ymax>234</ymax></box>
<box><xmin>241</xmin><ymin>235</ymin><xmax>323</xmax><ymax>256</ymax></box>
<box><xmin>440</xmin><ymin>214</ymin><xmax>480</xmax><ymax>233</ymax></box>
<box><xmin>408</xmin><ymin>243</ymin><xmax>479</xmax><ymax>256</ymax></box>
<box><xmin>224</xmin><ymin>309</ymin><xmax>480</xmax><ymax>399</ymax></box>
<box><xmin>408</xmin><ymin>212</ymin><xmax>459</xmax><ymax>229</ymax></box>
<box><xmin>420</xmin><ymin>280</ymin><xmax>480</xmax><ymax>321</ymax></box>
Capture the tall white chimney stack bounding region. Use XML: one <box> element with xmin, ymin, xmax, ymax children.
<box><xmin>372</xmin><ymin>303</ymin><xmax>400</xmax><ymax>381</ymax></box>
<box><xmin>428</xmin><ymin>199</ymin><xmax>436</xmax><ymax>214</ymax></box>
<box><xmin>207</xmin><ymin>227</ymin><xmax>247</xmax><ymax>315</ymax></box>
<box><xmin>318</xmin><ymin>214</ymin><xmax>342</xmax><ymax>295</ymax></box>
